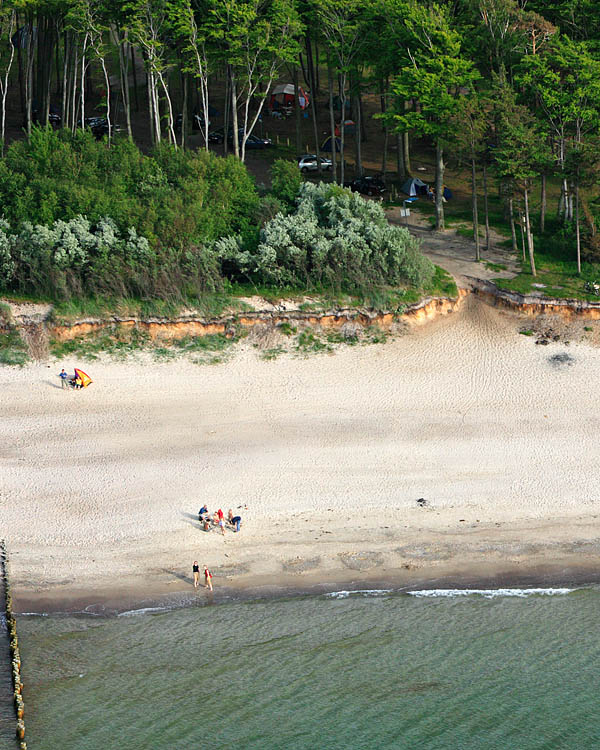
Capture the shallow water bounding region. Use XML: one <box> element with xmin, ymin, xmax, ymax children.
<box><xmin>18</xmin><ymin>587</ymin><xmax>600</xmax><ymax>749</ymax></box>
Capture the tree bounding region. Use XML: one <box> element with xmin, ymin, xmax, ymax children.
<box><xmin>390</xmin><ymin>1</ymin><xmax>478</xmax><ymax>230</ymax></box>
<box><xmin>314</xmin><ymin>0</ymin><xmax>369</xmax><ymax>185</ymax></box>
<box><xmin>167</xmin><ymin>0</ymin><xmax>213</xmax><ymax>151</ymax></box>
<box><xmin>449</xmin><ymin>93</ymin><xmax>487</xmax><ymax>259</ymax></box>
<box><xmin>208</xmin><ymin>0</ymin><xmax>301</xmax><ymax>162</ymax></box>
<box><xmin>517</xmin><ymin>34</ymin><xmax>600</xmax><ymax>272</ymax></box>
<box><xmin>493</xmin><ymin>83</ymin><xmax>550</xmax><ymax>276</ymax></box>
<box><xmin>0</xmin><ymin>1</ymin><xmax>16</xmax><ymax>154</ymax></box>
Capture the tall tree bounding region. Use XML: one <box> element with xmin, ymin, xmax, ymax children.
<box><xmin>389</xmin><ymin>1</ymin><xmax>478</xmax><ymax>230</ymax></box>
<box><xmin>208</xmin><ymin>0</ymin><xmax>301</xmax><ymax>162</ymax></box>
<box><xmin>314</xmin><ymin>0</ymin><xmax>368</xmax><ymax>184</ymax></box>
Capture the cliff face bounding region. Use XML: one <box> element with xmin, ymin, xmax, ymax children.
<box><xmin>46</xmin><ymin>291</ymin><xmax>468</xmax><ymax>343</ymax></box>
<box><xmin>467</xmin><ymin>278</ymin><xmax>600</xmax><ymax>320</ymax></box>
<box><xmin>3</xmin><ymin>281</ymin><xmax>600</xmax><ymax>347</ymax></box>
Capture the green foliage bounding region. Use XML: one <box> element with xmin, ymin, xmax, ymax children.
<box><xmin>221</xmin><ymin>182</ymin><xmax>435</xmax><ymax>295</ymax></box>
<box><xmin>0</xmin><ymin>329</ymin><xmax>28</xmax><ymax>366</ymax></box>
<box><xmin>270</xmin><ymin>159</ymin><xmax>302</xmax><ymax>209</ymax></box>
<box><xmin>0</xmin><ymin>129</ymin><xmax>260</xmax><ymax>300</ymax></box>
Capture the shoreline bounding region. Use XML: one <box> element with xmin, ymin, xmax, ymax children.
<box><xmin>11</xmin><ymin>513</ymin><xmax>600</xmax><ymax>615</ymax></box>
<box><xmin>13</xmin><ymin>559</ymin><xmax>600</xmax><ymax>617</ymax></box>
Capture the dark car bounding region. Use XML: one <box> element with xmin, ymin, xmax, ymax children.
<box><xmin>175</xmin><ymin>112</ymin><xmax>209</xmax><ymax>132</ymax></box>
<box><xmin>25</xmin><ymin>108</ymin><xmax>61</xmax><ymax>129</ymax></box>
<box><xmin>222</xmin><ymin>128</ymin><xmax>270</xmax><ymax>148</ymax></box>
<box><xmin>347</xmin><ymin>176</ymin><xmax>386</xmax><ymax>197</ymax></box>
<box><xmin>84</xmin><ymin>117</ymin><xmax>121</xmax><ymax>139</ymax></box>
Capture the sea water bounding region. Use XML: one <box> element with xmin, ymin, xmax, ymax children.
<box><xmin>17</xmin><ymin>587</ymin><xmax>600</xmax><ymax>749</ymax></box>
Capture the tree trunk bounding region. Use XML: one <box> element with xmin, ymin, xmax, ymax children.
<box><xmin>353</xmin><ymin>75</ymin><xmax>362</xmax><ymax>177</ymax></box>
<box><xmin>231</xmin><ymin>70</ymin><xmax>239</xmax><ymax>159</ymax></box>
<box><xmin>327</xmin><ymin>59</ymin><xmax>337</xmax><ymax>183</ymax></box>
<box><xmin>181</xmin><ymin>73</ymin><xmax>188</xmax><ymax>149</ymax></box>
<box><xmin>435</xmin><ymin>140</ymin><xmax>444</xmax><ymax>231</ymax></box>
<box><xmin>131</xmin><ymin>44</ymin><xmax>139</xmax><ymax>112</ymax></box>
<box><xmin>524</xmin><ymin>187</ymin><xmax>536</xmax><ymax>276</ymax></box>
<box><xmin>471</xmin><ymin>157</ymin><xmax>480</xmax><ymax>261</ymax></box>
<box><xmin>403</xmin><ymin>104</ymin><xmax>411</xmax><ymax>174</ymax></box>
<box><xmin>508</xmin><ymin>195</ymin><xmax>517</xmax><ymax>254</ymax></box>
<box><xmin>396</xmin><ymin>132</ymin><xmax>406</xmax><ymax>180</ymax></box>
<box><xmin>575</xmin><ymin>175</ymin><xmax>581</xmax><ymax>275</ymax></box>
<box><xmin>339</xmin><ymin>73</ymin><xmax>346</xmax><ymax>185</ymax></box>
<box><xmin>483</xmin><ymin>162</ymin><xmax>491</xmax><ymax>253</ymax></box>
<box><xmin>223</xmin><ymin>67</ymin><xmax>230</xmax><ymax>157</ymax></box>
<box><xmin>293</xmin><ymin>65</ymin><xmax>302</xmax><ymax>157</ymax></box>
<box><xmin>306</xmin><ymin>35</ymin><xmax>320</xmax><ymax>173</ymax></box>
<box><xmin>540</xmin><ymin>172</ymin><xmax>546</xmax><ymax>233</ymax></box>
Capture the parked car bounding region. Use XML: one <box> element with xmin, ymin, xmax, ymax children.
<box><xmin>84</xmin><ymin>117</ymin><xmax>122</xmax><ymax>139</ymax></box>
<box><xmin>244</xmin><ymin>133</ymin><xmax>272</xmax><ymax>149</ymax></box>
<box><xmin>227</xmin><ymin>128</ymin><xmax>271</xmax><ymax>148</ymax></box>
<box><xmin>24</xmin><ymin>108</ymin><xmax>61</xmax><ymax>129</ymax></box>
<box><xmin>207</xmin><ymin>128</ymin><xmax>225</xmax><ymax>143</ymax></box>
<box><xmin>347</xmin><ymin>176</ymin><xmax>386</xmax><ymax>196</ymax></box>
<box><xmin>175</xmin><ymin>112</ymin><xmax>210</xmax><ymax>131</ymax></box>
<box><xmin>298</xmin><ymin>154</ymin><xmax>333</xmax><ymax>172</ymax></box>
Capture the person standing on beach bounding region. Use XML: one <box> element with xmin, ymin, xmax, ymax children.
<box><xmin>231</xmin><ymin>515</ymin><xmax>242</xmax><ymax>533</ymax></box>
<box><xmin>59</xmin><ymin>369</ymin><xmax>69</xmax><ymax>389</ymax></box>
<box><xmin>204</xmin><ymin>565</ymin><xmax>213</xmax><ymax>591</ymax></box>
<box><xmin>193</xmin><ymin>561</ymin><xmax>200</xmax><ymax>588</ymax></box>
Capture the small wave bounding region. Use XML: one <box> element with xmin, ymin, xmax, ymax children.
<box><xmin>118</xmin><ymin>606</ymin><xmax>170</xmax><ymax>617</ymax></box>
<box><xmin>326</xmin><ymin>589</ymin><xmax>392</xmax><ymax>600</ymax></box>
<box><xmin>408</xmin><ymin>588</ymin><xmax>573</xmax><ymax>599</ymax></box>
<box><xmin>19</xmin><ymin>612</ymin><xmax>49</xmax><ymax>617</ymax></box>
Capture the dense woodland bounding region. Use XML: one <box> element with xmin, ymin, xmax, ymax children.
<box><xmin>1</xmin><ymin>0</ymin><xmax>600</xmax><ymax>304</ymax></box>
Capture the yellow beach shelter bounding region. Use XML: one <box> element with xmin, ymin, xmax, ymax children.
<box><xmin>74</xmin><ymin>368</ymin><xmax>93</xmax><ymax>388</ymax></box>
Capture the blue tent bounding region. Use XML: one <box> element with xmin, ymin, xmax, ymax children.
<box><xmin>321</xmin><ymin>136</ymin><xmax>342</xmax><ymax>153</ymax></box>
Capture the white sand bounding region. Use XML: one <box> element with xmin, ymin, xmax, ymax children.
<box><xmin>2</xmin><ymin>298</ymin><xmax>600</xmax><ymax>600</ymax></box>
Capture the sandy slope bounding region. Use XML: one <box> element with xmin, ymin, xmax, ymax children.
<box><xmin>2</xmin><ymin>298</ymin><xmax>600</xmax><ymax>605</ymax></box>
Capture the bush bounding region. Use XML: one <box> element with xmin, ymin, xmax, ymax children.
<box><xmin>220</xmin><ymin>182</ymin><xmax>434</xmax><ymax>294</ymax></box>
<box><xmin>270</xmin><ymin>159</ymin><xmax>302</xmax><ymax>209</ymax></box>
<box><xmin>0</xmin><ymin>128</ymin><xmax>260</xmax><ymax>300</ymax></box>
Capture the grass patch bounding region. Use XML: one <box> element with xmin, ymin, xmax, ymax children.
<box><xmin>0</xmin><ymin>302</ymin><xmax>13</xmax><ymax>324</ymax></box>
<box><xmin>260</xmin><ymin>345</ymin><xmax>286</xmax><ymax>360</ymax></box>
<box><xmin>0</xmin><ymin>329</ymin><xmax>28</xmax><ymax>366</ymax></box>
<box><xmin>295</xmin><ymin>330</ymin><xmax>332</xmax><ymax>354</ymax></box>
<box><xmin>277</xmin><ymin>321</ymin><xmax>297</xmax><ymax>336</ymax></box>
<box><xmin>484</xmin><ymin>261</ymin><xmax>507</xmax><ymax>272</ymax></box>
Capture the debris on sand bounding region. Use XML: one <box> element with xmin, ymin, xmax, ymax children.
<box><xmin>549</xmin><ymin>352</ymin><xmax>575</xmax><ymax>368</ymax></box>
<box><xmin>416</xmin><ymin>497</ymin><xmax>427</xmax><ymax>507</ymax></box>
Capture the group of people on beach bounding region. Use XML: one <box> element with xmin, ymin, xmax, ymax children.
<box><xmin>198</xmin><ymin>505</ymin><xmax>242</xmax><ymax>535</ymax></box>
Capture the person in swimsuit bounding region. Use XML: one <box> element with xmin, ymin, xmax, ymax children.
<box><xmin>219</xmin><ymin>517</ymin><xmax>226</xmax><ymax>536</ymax></box>
<box><xmin>204</xmin><ymin>565</ymin><xmax>213</xmax><ymax>591</ymax></box>
<box><xmin>193</xmin><ymin>561</ymin><xmax>200</xmax><ymax>588</ymax></box>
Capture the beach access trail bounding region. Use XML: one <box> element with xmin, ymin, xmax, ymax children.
<box><xmin>2</xmin><ymin>294</ymin><xmax>600</xmax><ymax>609</ymax></box>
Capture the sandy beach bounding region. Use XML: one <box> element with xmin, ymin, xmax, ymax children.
<box><xmin>2</xmin><ymin>297</ymin><xmax>600</xmax><ymax>611</ymax></box>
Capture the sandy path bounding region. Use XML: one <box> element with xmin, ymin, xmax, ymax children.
<box><xmin>2</xmin><ymin>298</ymin><xmax>600</xmax><ymax>604</ymax></box>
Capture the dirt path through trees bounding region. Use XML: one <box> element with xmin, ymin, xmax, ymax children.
<box><xmin>386</xmin><ymin>205</ymin><xmax>519</xmax><ymax>287</ymax></box>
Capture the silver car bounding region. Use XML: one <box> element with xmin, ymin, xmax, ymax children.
<box><xmin>298</xmin><ymin>154</ymin><xmax>333</xmax><ymax>172</ymax></box>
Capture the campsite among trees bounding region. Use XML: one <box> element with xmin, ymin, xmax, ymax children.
<box><xmin>1</xmin><ymin>0</ymin><xmax>600</xmax><ymax>308</ymax></box>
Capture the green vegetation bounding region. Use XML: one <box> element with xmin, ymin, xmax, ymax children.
<box><xmin>0</xmin><ymin>329</ymin><xmax>28</xmax><ymax>366</ymax></box>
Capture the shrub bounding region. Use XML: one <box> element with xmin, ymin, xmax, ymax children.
<box><xmin>221</xmin><ymin>182</ymin><xmax>434</xmax><ymax>294</ymax></box>
<box><xmin>270</xmin><ymin>159</ymin><xmax>302</xmax><ymax>209</ymax></box>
